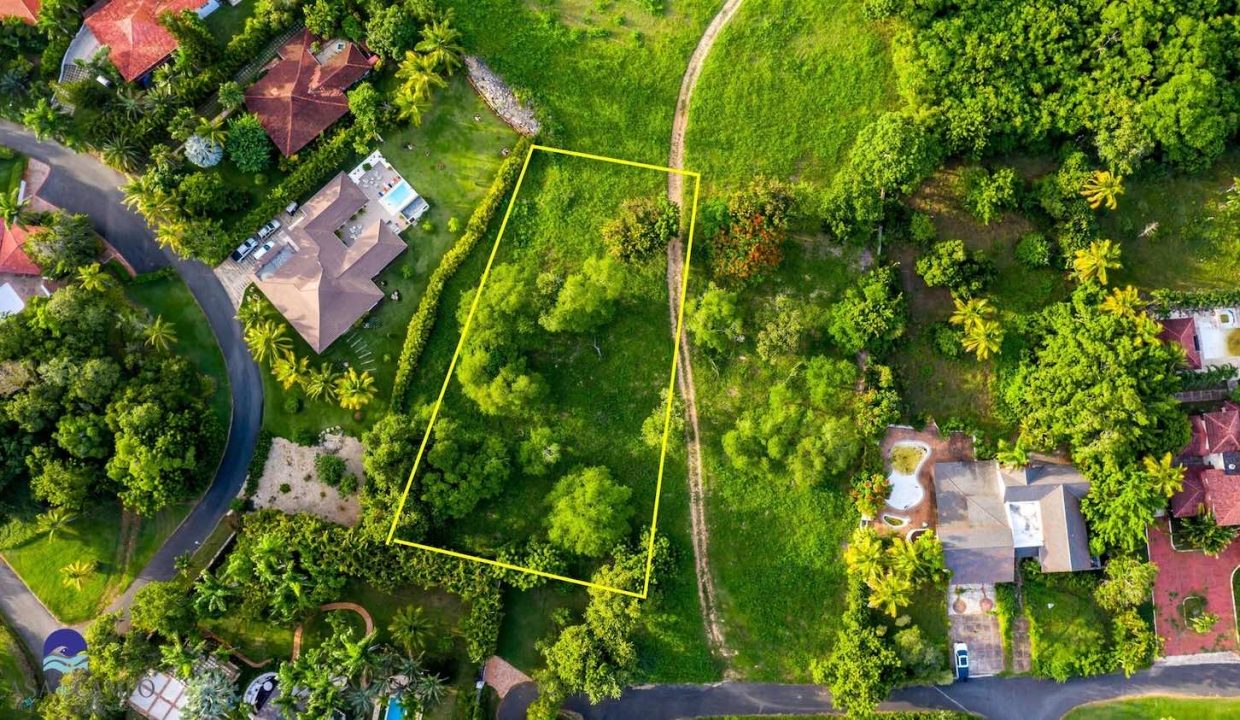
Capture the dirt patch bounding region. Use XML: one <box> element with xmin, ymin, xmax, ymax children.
<box><xmin>254</xmin><ymin>434</ymin><xmax>363</xmax><ymax>526</ymax></box>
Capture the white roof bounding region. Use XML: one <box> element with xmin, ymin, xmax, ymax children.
<box><xmin>129</xmin><ymin>671</ymin><xmax>187</xmax><ymax>720</ymax></box>
<box><xmin>1006</xmin><ymin>501</ymin><xmax>1044</xmax><ymax>548</ymax></box>
<box><xmin>0</xmin><ymin>283</ymin><xmax>24</xmax><ymax>317</ymax></box>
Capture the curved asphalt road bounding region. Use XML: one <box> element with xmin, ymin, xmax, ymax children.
<box><xmin>499</xmin><ymin>661</ymin><xmax>1240</xmax><ymax>720</ymax></box>
<box><xmin>0</xmin><ymin>120</ymin><xmax>263</xmax><ymax>655</ymax></box>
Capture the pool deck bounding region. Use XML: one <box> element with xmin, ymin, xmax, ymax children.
<box><xmin>873</xmin><ymin>424</ymin><xmax>975</xmax><ymax>538</ymax></box>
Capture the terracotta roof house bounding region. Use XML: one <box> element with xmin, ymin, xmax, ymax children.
<box><xmin>244</xmin><ymin>31</ymin><xmax>376</xmax><ymax>157</ymax></box>
<box><xmin>1171</xmin><ymin>402</ymin><xmax>1240</xmax><ymax>524</ymax></box>
<box><xmin>253</xmin><ymin>172</ymin><xmax>406</xmax><ymax>353</ymax></box>
<box><xmin>81</xmin><ymin>0</ymin><xmax>216</xmax><ymax>82</ymax></box>
<box><xmin>1159</xmin><ymin>309</ymin><xmax>1240</xmax><ymax>371</ymax></box>
<box><xmin>0</xmin><ymin>0</ymin><xmax>40</xmax><ymax>23</ymax></box>
<box><xmin>1159</xmin><ymin>317</ymin><xmax>1202</xmax><ymax>369</ymax></box>
<box><xmin>0</xmin><ymin>221</ymin><xmax>41</xmax><ymax>277</ymax></box>
<box><xmin>934</xmin><ymin>460</ymin><xmax>1095</xmax><ymax>585</ymax></box>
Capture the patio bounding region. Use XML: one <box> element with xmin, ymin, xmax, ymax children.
<box><xmin>874</xmin><ymin>423</ymin><xmax>975</xmax><ymax>537</ymax></box>
<box><xmin>1149</xmin><ymin>519</ymin><xmax>1240</xmax><ymax>657</ymax></box>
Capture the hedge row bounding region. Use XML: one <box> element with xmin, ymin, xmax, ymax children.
<box><xmin>389</xmin><ymin>136</ymin><xmax>533</xmax><ymax>410</ymax></box>
<box><xmin>1150</xmin><ymin>288</ymin><xmax>1240</xmax><ymax>313</ymax></box>
<box><xmin>244</xmin><ymin>429</ymin><xmax>274</xmax><ymax>499</ymax></box>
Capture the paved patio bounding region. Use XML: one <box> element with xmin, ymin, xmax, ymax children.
<box><xmin>948</xmin><ymin>584</ymin><xmax>1004</xmax><ymax>677</ymax></box>
<box><xmin>1149</xmin><ymin>519</ymin><xmax>1240</xmax><ymax>657</ymax></box>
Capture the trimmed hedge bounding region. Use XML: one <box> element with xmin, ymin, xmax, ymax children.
<box><xmin>1150</xmin><ymin>288</ymin><xmax>1240</xmax><ymax>314</ymax></box>
<box><xmin>244</xmin><ymin>429</ymin><xmax>274</xmax><ymax>499</ymax></box>
<box><xmin>389</xmin><ymin>136</ymin><xmax>533</xmax><ymax>410</ymax></box>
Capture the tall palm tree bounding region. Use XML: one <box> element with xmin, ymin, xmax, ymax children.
<box><xmin>144</xmin><ymin>315</ymin><xmax>178</xmax><ymax>351</ymax></box>
<box><xmin>76</xmin><ymin>263</ymin><xmax>111</xmax><ymax>292</ymax></box>
<box><xmin>1100</xmin><ymin>285</ymin><xmax>1142</xmax><ymax>318</ymax></box>
<box><xmin>843</xmin><ymin>527</ymin><xmax>885</xmax><ymax>582</ymax></box>
<box><xmin>335</xmin><ymin>367</ymin><xmax>377</xmax><ymax>411</ymax></box>
<box><xmin>60</xmin><ymin>559</ymin><xmax>96</xmax><ymax>591</ymax></box>
<box><xmin>962</xmin><ymin>318</ymin><xmax>1003</xmax><ymax>360</ymax></box>
<box><xmin>244</xmin><ymin>319</ymin><xmax>293</xmax><ymax>364</ymax></box>
<box><xmin>37</xmin><ymin>507</ymin><xmax>76</xmax><ymax>540</ymax></box>
<box><xmin>302</xmin><ymin>362</ymin><xmax>340</xmax><ymax>401</ymax></box>
<box><xmin>885</xmin><ymin>539</ymin><xmax>921</xmax><ymax>579</ymax></box>
<box><xmin>344</xmin><ymin>684</ymin><xmax>381</xmax><ymax>718</ymax></box>
<box><xmin>389</xmin><ymin>605</ymin><xmax>434</xmax><ymax>657</ymax></box>
<box><xmin>1133</xmin><ymin>313</ymin><xmax>1163</xmax><ymax>347</ymax></box>
<box><xmin>1143</xmin><ymin>452</ymin><xmax>1185</xmax><ymax>498</ymax></box>
<box><xmin>193</xmin><ymin>570</ymin><xmax>233</xmax><ymax>616</ymax></box>
<box><xmin>949</xmin><ymin>296</ymin><xmax>995</xmax><ymax>332</ymax></box>
<box><xmin>415</xmin><ymin>18</ymin><xmax>464</xmax><ymax>76</ymax></box>
<box><xmin>395</xmin><ymin>52</ymin><xmax>446</xmax><ymax>123</ymax></box>
<box><xmin>1080</xmin><ymin>170</ymin><xmax>1125</xmax><ymax>210</ymax></box>
<box><xmin>866</xmin><ymin>570</ymin><xmax>913</xmax><ymax>617</ymax></box>
<box><xmin>122</xmin><ymin>175</ymin><xmax>177</xmax><ymax>225</ymax></box>
<box><xmin>1072</xmin><ymin>239</ymin><xmax>1122</xmax><ymax>286</ymax></box>
<box><xmin>98</xmin><ymin>131</ymin><xmax>142</xmax><ymax>173</ymax></box>
<box><xmin>272</xmin><ymin>353</ymin><xmax>308</xmax><ymax>391</ymax></box>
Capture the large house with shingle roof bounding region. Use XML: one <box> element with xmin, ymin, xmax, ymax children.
<box><xmin>0</xmin><ymin>0</ymin><xmax>40</xmax><ymax>24</ymax></box>
<box><xmin>78</xmin><ymin>0</ymin><xmax>218</xmax><ymax>82</ymax></box>
<box><xmin>244</xmin><ymin>31</ymin><xmax>376</xmax><ymax>157</ymax></box>
<box><xmin>934</xmin><ymin>460</ymin><xmax>1096</xmax><ymax>585</ymax></box>
<box><xmin>1171</xmin><ymin>401</ymin><xmax>1240</xmax><ymax>525</ymax></box>
<box><xmin>253</xmin><ymin>171</ymin><xmax>406</xmax><ymax>353</ymax></box>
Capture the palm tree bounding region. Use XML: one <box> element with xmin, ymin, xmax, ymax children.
<box><xmin>949</xmin><ymin>296</ymin><xmax>995</xmax><ymax>332</ymax></box>
<box><xmin>344</xmin><ymin>684</ymin><xmax>381</xmax><ymax>718</ymax></box>
<box><xmin>395</xmin><ymin>52</ymin><xmax>446</xmax><ymax>123</ymax></box>
<box><xmin>995</xmin><ymin>439</ymin><xmax>1029</xmax><ymax>470</ymax></box>
<box><xmin>244</xmin><ymin>319</ymin><xmax>293</xmax><ymax>364</ymax></box>
<box><xmin>194</xmin><ymin>117</ymin><xmax>228</xmax><ymax>147</ymax></box>
<box><xmin>37</xmin><ymin>507</ymin><xmax>76</xmax><ymax>540</ymax></box>
<box><xmin>144</xmin><ymin>315</ymin><xmax>178</xmax><ymax>351</ymax></box>
<box><xmin>415</xmin><ymin>17</ymin><xmax>464</xmax><ymax>76</ymax></box>
<box><xmin>59</xmin><ymin>560</ymin><xmax>95</xmax><ymax>591</ymax></box>
<box><xmin>236</xmin><ymin>296</ymin><xmax>268</xmax><ymax>327</ymax></box>
<box><xmin>1143</xmin><ymin>452</ymin><xmax>1185</xmax><ymax>498</ymax></box>
<box><xmin>885</xmin><ymin>539</ymin><xmax>921</xmax><ymax>579</ymax></box>
<box><xmin>1072</xmin><ymin>239</ymin><xmax>1122</xmax><ymax>286</ymax></box>
<box><xmin>0</xmin><ymin>187</ymin><xmax>31</xmax><ymax>228</ymax></box>
<box><xmin>76</xmin><ymin>263</ymin><xmax>111</xmax><ymax>292</ymax></box>
<box><xmin>193</xmin><ymin>570</ymin><xmax>233</xmax><ymax>616</ymax></box>
<box><xmin>122</xmin><ymin>175</ymin><xmax>177</xmax><ymax>225</ymax></box>
<box><xmin>1080</xmin><ymin>170</ymin><xmax>1124</xmax><ymax>210</ymax></box>
<box><xmin>112</xmin><ymin>85</ymin><xmax>151</xmax><ymax>121</ymax></box>
<box><xmin>389</xmin><ymin>605</ymin><xmax>434</xmax><ymax>657</ymax></box>
<box><xmin>866</xmin><ymin>569</ymin><xmax>913</xmax><ymax>617</ymax></box>
<box><xmin>335</xmin><ymin>367</ymin><xmax>377</xmax><ymax>411</ymax></box>
<box><xmin>1100</xmin><ymin>285</ymin><xmax>1142</xmax><ymax>318</ymax></box>
<box><xmin>272</xmin><ymin>353</ymin><xmax>308</xmax><ymax>391</ymax></box>
<box><xmin>98</xmin><ymin>132</ymin><xmax>142</xmax><ymax>173</ymax></box>
<box><xmin>843</xmin><ymin>527</ymin><xmax>885</xmax><ymax>582</ymax></box>
<box><xmin>410</xmin><ymin>672</ymin><xmax>446</xmax><ymax>710</ymax></box>
<box><xmin>302</xmin><ymin>362</ymin><xmax>340</xmax><ymax>401</ymax></box>
<box><xmin>1133</xmin><ymin>313</ymin><xmax>1163</xmax><ymax>347</ymax></box>
<box><xmin>962</xmin><ymin>318</ymin><xmax>1003</xmax><ymax>360</ymax></box>
<box><xmin>159</xmin><ymin>639</ymin><xmax>202</xmax><ymax>679</ymax></box>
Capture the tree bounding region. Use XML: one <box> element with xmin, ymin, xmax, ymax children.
<box><xmin>601</xmin><ymin>196</ymin><xmax>679</xmax><ymax>261</ymax></box>
<box><xmin>819</xmin><ymin>576</ymin><xmax>901</xmax><ymax>717</ymax></box>
<box><xmin>130</xmin><ymin>580</ymin><xmax>195</xmax><ymax>638</ymax></box>
<box><xmin>0</xmin><ymin>186</ymin><xmax>32</xmax><ymax>227</ymax></box>
<box><xmin>1142</xmin><ymin>452</ymin><xmax>1184</xmax><ymax>498</ymax></box>
<box><xmin>827</xmin><ymin>265</ymin><xmax>906</xmax><ymax>354</ymax></box>
<box><xmin>36</xmin><ymin>507</ymin><xmax>76</xmax><ymax>540</ymax></box>
<box><xmin>866</xmin><ymin>567</ymin><xmax>913</xmax><ymax>617</ymax></box>
<box><xmin>184</xmin><ymin>134</ymin><xmax>223</xmax><ymax>168</ymax></box>
<box><xmin>182</xmin><ymin>666</ymin><xmax>239</xmax><ymax>720</ymax></box>
<box><xmin>302</xmin><ymin>362</ymin><xmax>339</xmax><ymax>401</ymax></box>
<box><xmin>1100</xmin><ymin>285</ymin><xmax>1142</xmax><ymax>318</ymax></box>
<box><xmin>143</xmin><ymin>315</ymin><xmax>178</xmax><ymax>352</ymax></box>
<box><xmin>915</xmin><ymin>239</ymin><xmax>994</xmax><ymax>297</ymax></box>
<box><xmin>961</xmin><ymin>165</ymin><xmax>1018</xmax><ymax>224</ymax></box>
<box><xmin>1112</xmin><ymin>609</ymin><xmax>1160</xmax><ymax>678</ymax></box>
<box><xmin>415</xmin><ymin>17</ymin><xmax>463</xmax><ymax>75</ymax></box>
<box><xmin>893</xmin><ymin>626</ymin><xmax>943</xmax><ymax>680</ymax></box>
<box><xmin>225</xmin><ymin>114</ymin><xmax>271</xmax><ymax>174</ymax></box>
<box><xmin>640</xmin><ymin>387</ymin><xmax>684</xmax><ymax>448</ymax></box>
<box><xmin>708</xmin><ymin>177</ymin><xmax>794</xmax><ymax>283</ymax></box>
<box><xmin>388</xmin><ymin>605</ymin><xmax>433</xmax><ymax>656</ymax></box>
<box><xmin>518</xmin><ymin>425</ymin><xmax>562</xmax><ymax>476</ymax></box>
<box><xmin>756</xmin><ymin>294</ymin><xmax>812</xmax><ymax>361</ymax></box>
<box><xmin>547</xmin><ymin>466</ymin><xmax>634</xmax><ymax>557</ymax></box>
<box><xmin>192</xmin><ymin>570</ymin><xmax>233</xmax><ymax>618</ymax></box>
<box><xmin>995</xmin><ymin>439</ymin><xmax>1029</xmax><ymax>469</ymax></box>
<box><xmin>60</xmin><ymin>559</ymin><xmax>95</xmax><ymax>590</ymax></box>
<box><xmin>421</xmin><ymin>417</ymin><xmax>508</xmax><ymax>519</ymax></box>
<box><xmin>244</xmin><ymin>319</ymin><xmax>292</xmax><ymax>364</ymax></box>
<box><xmin>160</xmin><ymin>9</ymin><xmax>219</xmax><ymax>68</ymax></box>
<box><xmin>1081</xmin><ymin>170</ymin><xmax>1124</xmax><ymax>210</ymax></box>
<box><xmin>395</xmin><ymin>51</ymin><xmax>446</xmax><ymax>124</ymax></box>
<box><xmin>539</xmin><ymin>255</ymin><xmax>627</xmax><ymax>333</ymax></box>
<box><xmin>949</xmin><ymin>296</ymin><xmax>995</xmax><ymax>332</ymax></box>
<box><xmin>961</xmin><ymin>318</ymin><xmax>1003</xmax><ymax>360</ymax></box>
<box><xmin>22</xmin><ymin>97</ymin><xmax>67</xmax><ymax>141</ymax></box>
<box><xmin>348</xmin><ymin>82</ymin><xmax>389</xmax><ymax>153</ymax></box>
<box><xmin>303</xmin><ymin>0</ymin><xmax>341</xmax><ymax>38</ymax></box>
<box><xmin>76</xmin><ymin>262</ymin><xmax>111</xmax><ymax>292</ymax></box>
<box><xmin>365</xmin><ymin>4</ymin><xmax>419</xmax><ymax>60</ymax></box>
<box><xmin>24</xmin><ymin>212</ymin><xmax>102</xmax><ymax>279</ymax></box>
<box><xmin>1180</xmin><ymin>509</ymin><xmax>1238</xmax><ymax>557</ymax></box>
<box><xmin>1094</xmin><ymin>556</ymin><xmax>1158</xmax><ymax>613</ymax></box>
<box><xmin>272</xmin><ymin>353</ymin><xmax>308</xmax><ymax>391</ymax></box>
<box><xmin>1072</xmin><ymin>239</ymin><xmax>1122</xmax><ymax>286</ymax></box>
<box><xmin>335</xmin><ymin>367</ymin><xmax>377</xmax><ymax>411</ymax></box>
<box><xmin>686</xmin><ymin>283</ymin><xmax>743</xmax><ymax>354</ymax></box>
<box><xmin>217</xmin><ymin>81</ymin><xmax>244</xmax><ymax>111</ymax></box>
<box><xmin>32</xmin><ymin>455</ymin><xmax>95</xmax><ymax>508</ymax></box>
<box><xmin>843</xmin><ymin>526</ymin><xmax>884</xmax><ymax>582</ymax></box>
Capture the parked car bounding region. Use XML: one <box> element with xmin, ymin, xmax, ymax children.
<box><xmin>256</xmin><ymin>219</ymin><xmax>282</xmax><ymax>239</ymax></box>
<box><xmin>285</xmin><ymin>201</ymin><xmax>299</xmax><ymax>215</ymax></box>
<box><xmin>954</xmin><ymin>642</ymin><xmax>969</xmax><ymax>681</ymax></box>
<box><xmin>230</xmin><ymin>237</ymin><xmax>259</xmax><ymax>262</ymax></box>
<box><xmin>252</xmin><ymin>240</ymin><xmax>276</xmax><ymax>262</ymax></box>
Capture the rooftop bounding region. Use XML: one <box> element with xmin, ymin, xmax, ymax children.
<box><xmin>83</xmin><ymin>0</ymin><xmax>207</xmax><ymax>81</ymax></box>
<box><xmin>0</xmin><ymin>0</ymin><xmax>39</xmax><ymax>23</ymax></box>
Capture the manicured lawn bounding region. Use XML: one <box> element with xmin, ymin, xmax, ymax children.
<box><xmin>0</xmin><ymin>617</ymin><xmax>37</xmax><ymax>718</ymax></box>
<box><xmin>255</xmin><ymin>75</ymin><xmax>517</xmax><ymax>440</ymax></box>
<box><xmin>204</xmin><ymin>0</ymin><xmax>257</xmax><ymax>43</ymax></box>
<box><xmin>685</xmin><ymin>0</ymin><xmax>898</xmax><ymax>191</ymax></box>
<box><xmin>1064</xmin><ymin>696</ymin><xmax>1240</xmax><ymax>720</ymax></box>
<box><xmin>125</xmin><ymin>273</ymin><xmax>232</xmax><ymax>434</ymax></box>
<box><xmin>0</xmin><ymin>496</ymin><xmax>192</xmax><ymax>623</ymax></box>
<box><xmin>202</xmin><ymin>614</ymin><xmax>295</xmax><ymax>663</ymax></box>
<box><xmin>212</xmin><ymin>159</ymin><xmax>289</xmax><ymax>233</ymax></box>
<box><xmin>496</xmin><ymin>585</ymin><xmax>587</xmax><ymax>671</ymax></box>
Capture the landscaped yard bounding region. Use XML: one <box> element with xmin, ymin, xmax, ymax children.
<box><xmin>1064</xmin><ymin>696</ymin><xmax>1240</xmax><ymax>720</ymax></box>
<box><xmin>204</xmin><ymin>0</ymin><xmax>258</xmax><ymax>43</ymax></box>
<box><xmin>1020</xmin><ymin>561</ymin><xmax>1113</xmax><ymax>681</ymax></box>
<box><xmin>255</xmin><ymin>75</ymin><xmax>517</xmax><ymax>441</ymax></box>
<box><xmin>202</xmin><ymin>613</ymin><xmax>295</xmax><ymax>664</ymax></box>
<box><xmin>0</xmin><ymin>151</ymin><xmax>26</xmax><ymax>196</ymax></box>
<box><xmin>0</xmin><ymin>618</ymin><xmax>36</xmax><ymax>718</ymax></box>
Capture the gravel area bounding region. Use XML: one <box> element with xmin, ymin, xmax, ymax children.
<box><xmin>253</xmin><ymin>433</ymin><xmax>363</xmax><ymax>526</ymax></box>
<box><xmin>465</xmin><ymin>56</ymin><xmax>541</xmax><ymax>136</ymax></box>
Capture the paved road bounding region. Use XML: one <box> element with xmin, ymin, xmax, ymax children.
<box><xmin>0</xmin><ymin>121</ymin><xmax>264</xmax><ymax>652</ymax></box>
<box><xmin>498</xmin><ymin>661</ymin><xmax>1240</xmax><ymax>720</ymax></box>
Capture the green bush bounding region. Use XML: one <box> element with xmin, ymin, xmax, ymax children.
<box><xmin>282</xmin><ymin>395</ymin><xmax>303</xmax><ymax>414</ymax></box>
<box><xmin>1015</xmin><ymin>232</ymin><xmax>1052</xmax><ymax>268</ymax></box>
<box><xmin>908</xmin><ymin>211</ymin><xmax>937</xmax><ymax>247</ymax></box>
<box><xmin>337</xmin><ymin>473</ymin><xmax>359</xmax><ymax>494</ymax></box>
<box><xmin>931</xmin><ymin>322</ymin><xmax>963</xmax><ymax>359</ymax></box>
<box><xmin>245</xmin><ymin>429</ymin><xmax>274</xmax><ymax>498</ymax></box>
<box><xmin>390</xmin><ymin>137</ymin><xmax>533</xmax><ymax>410</ymax></box>
<box><xmin>315</xmin><ymin>454</ymin><xmax>346</xmax><ymax>487</ymax></box>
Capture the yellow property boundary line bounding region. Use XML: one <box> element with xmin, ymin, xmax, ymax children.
<box><xmin>385</xmin><ymin>143</ymin><xmax>702</xmax><ymax>599</ymax></box>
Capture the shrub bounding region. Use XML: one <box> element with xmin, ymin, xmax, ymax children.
<box><xmin>931</xmin><ymin>322</ymin><xmax>963</xmax><ymax>359</ymax></box>
<box><xmin>850</xmin><ymin>472</ymin><xmax>891</xmax><ymax>519</ymax></box>
<box><xmin>279</xmin><ymin>482</ymin><xmax>291</xmax><ymax>494</ymax></box>
<box><xmin>245</xmin><ymin>429</ymin><xmax>273</xmax><ymax>498</ymax></box>
<box><xmin>602</xmin><ymin>196</ymin><xmax>679</xmax><ymax>261</ymax></box>
<box><xmin>293</xmin><ymin>427</ymin><xmax>320</xmax><ymax>447</ymax></box>
<box><xmin>1015</xmin><ymin>232</ymin><xmax>1052</xmax><ymax>268</ymax></box>
<box><xmin>315</xmin><ymin>454</ymin><xmax>346</xmax><ymax>487</ymax></box>
<box><xmin>226</xmin><ymin>113</ymin><xmax>272</xmax><ymax>174</ymax></box>
<box><xmin>961</xmin><ymin>166</ymin><xmax>1018</xmax><ymax>224</ymax></box>
<box><xmin>908</xmin><ymin>211</ymin><xmax>937</xmax><ymax>248</ymax></box>
<box><xmin>915</xmin><ymin>239</ymin><xmax>994</xmax><ymax>297</ymax></box>
<box><xmin>1179</xmin><ymin>510</ymin><xmax>1237</xmax><ymax>556</ymax></box>
<box><xmin>1189</xmin><ymin>610</ymin><xmax>1220</xmax><ymax>634</ymax></box>
<box><xmin>338</xmin><ymin>473</ymin><xmax>359</xmax><ymax>494</ymax></box>
<box><xmin>282</xmin><ymin>395</ymin><xmax>303</xmax><ymax>414</ymax></box>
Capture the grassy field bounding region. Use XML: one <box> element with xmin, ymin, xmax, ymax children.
<box><xmin>1064</xmin><ymin>696</ymin><xmax>1240</xmax><ymax>719</ymax></box>
<box><xmin>685</xmin><ymin>0</ymin><xmax>898</xmax><ymax>191</ymax></box>
<box><xmin>256</xmin><ymin>76</ymin><xmax>517</xmax><ymax>440</ymax></box>
<box><xmin>0</xmin><ymin>618</ymin><xmax>36</xmax><ymax>718</ymax></box>
<box><xmin>0</xmin><ymin>497</ymin><xmax>192</xmax><ymax>623</ymax></box>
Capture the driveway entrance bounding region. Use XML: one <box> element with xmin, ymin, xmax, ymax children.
<box><xmin>949</xmin><ymin>583</ymin><xmax>1004</xmax><ymax>677</ymax></box>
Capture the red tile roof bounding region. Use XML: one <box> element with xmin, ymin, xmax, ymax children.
<box><xmin>0</xmin><ymin>221</ymin><xmax>42</xmax><ymax>276</ymax></box>
<box><xmin>1203</xmin><ymin>468</ymin><xmax>1240</xmax><ymax>526</ymax></box>
<box><xmin>0</xmin><ymin>0</ymin><xmax>39</xmax><ymax>23</ymax></box>
<box><xmin>1159</xmin><ymin>317</ymin><xmax>1201</xmax><ymax>369</ymax></box>
<box><xmin>83</xmin><ymin>0</ymin><xmax>204</xmax><ymax>82</ymax></box>
<box><xmin>244</xmin><ymin>31</ymin><xmax>375</xmax><ymax>157</ymax></box>
<box><xmin>1171</xmin><ymin>466</ymin><xmax>1208</xmax><ymax>518</ymax></box>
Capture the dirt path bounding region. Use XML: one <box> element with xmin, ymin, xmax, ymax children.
<box><xmin>665</xmin><ymin>0</ymin><xmax>746</xmax><ymax>667</ymax></box>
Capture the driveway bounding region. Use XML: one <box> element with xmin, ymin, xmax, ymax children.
<box><xmin>0</xmin><ymin>121</ymin><xmax>264</xmax><ymax>652</ymax></box>
<box><xmin>948</xmin><ymin>583</ymin><xmax>1004</xmax><ymax>677</ymax></box>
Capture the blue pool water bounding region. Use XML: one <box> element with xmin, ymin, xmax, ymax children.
<box><xmin>385</xmin><ymin>698</ymin><xmax>405</xmax><ymax>720</ymax></box>
<box><xmin>380</xmin><ymin>181</ymin><xmax>416</xmax><ymax>214</ymax></box>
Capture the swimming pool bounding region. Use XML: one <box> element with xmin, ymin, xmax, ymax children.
<box><xmin>385</xmin><ymin>697</ymin><xmax>405</xmax><ymax>720</ymax></box>
<box><xmin>380</xmin><ymin>180</ymin><xmax>417</xmax><ymax>215</ymax></box>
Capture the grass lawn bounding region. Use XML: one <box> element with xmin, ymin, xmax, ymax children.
<box><xmin>125</xmin><ymin>273</ymin><xmax>231</xmax><ymax>433</ymax></box>
<box><xmin>0</xmin><ymin>617</ymin><xmax>37</xmax><ymax>718</ymax></box>
<box><xmin>204</xmin><ymin>0</ymin><xmax>257</xmax><ymax>43</ymax></box>
<box><xmin>0</xmin><ymin>496</ymin><xmax>192</xmax><ymax>623</ymax></box>
<box><xmin>907</xmin><ymin>583</ymin><xmax>951</xmax><ymax>672</ymax></box>
<box><xmin>0</xmin><ymin>151</ymin><xmax>26</xmax><ymax>196</ymax></box>
<box><xmin>255</xmin><ymin>75</ymin><xmax>517</xmax><ymax>441</ymax></box>
<box><xmin>202</xmin><ymin>613</ymin><xmax>295</xmax><ymax>663</ymax></box>
<box><xmin>1064</xmin><ymin>696</ymin><xmax>1240</xmax><ymax>720</ymax></box>
<box><xmin>1020</xmin><ymin>562</ymin><xmax>1112</xmax><ymax>680</ymax></box>
<box><xmin>685</xmin><ymin>0</ymin><xmax>898</xmax><ymax>191</ymax></box>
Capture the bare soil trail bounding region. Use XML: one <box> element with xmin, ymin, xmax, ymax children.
<box><xmin>665</xmin><ymin>0</ymin><xmax>746</xmax><ymax>667</ymax></box>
